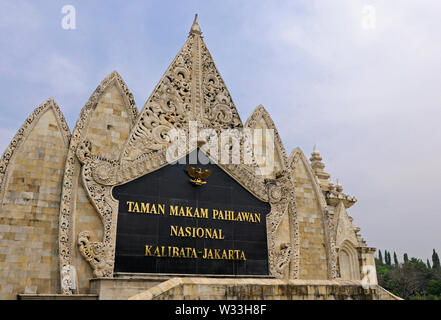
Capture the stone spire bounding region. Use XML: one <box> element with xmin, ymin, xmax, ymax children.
<box><xmin>310</xmin><ymin>145</ymin><xmax>331</xmax><ymax>187</ymax></box>
<box><xmin>189</xmin><ymin>14</ymin><xmax>202</xmax><ymax>36</ymax></box>
<box><xmin>121</xmin><ymin>14</ymin><xmax>243</xmax><ymax>160</ymax></box>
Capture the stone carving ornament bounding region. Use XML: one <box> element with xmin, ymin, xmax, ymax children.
<box><xmin>63</xmin><ymin>18</ymin><xmax>303</xmax><ymax>292</ymax></box>
<box><xmin>265</xmin><ymin>172</ymin><xmax>299</xmax><ymax>279</ymax></box>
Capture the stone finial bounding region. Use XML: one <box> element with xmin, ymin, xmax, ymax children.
<box><xmin>328</xmin><ymin>181</ymin><xmax>335</xmax><ymax>191</ymax></box>
<box><xmin>189</xmin><ymin>14</ymin><xmax>202</xmax><ymax>36</ymax></box>
<box><xmin>336</xmin><ymin>179</ymin><xmax>343</xmax><ymax>193</ymax></box>
<box><xmin>310</xmin><ymin>145</ymin><xmax>330</xmax><ymax>185</ymax></box>
<box><xmin>312</xmin><ymin>144</ymin><xmax>320</xmax><ymax>156</ymax></box>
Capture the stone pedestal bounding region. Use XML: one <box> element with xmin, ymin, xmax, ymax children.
<box><xmin>88</xmin><ymin>274</ymin><xmax>400</xmax><ymax>300</ymax></box>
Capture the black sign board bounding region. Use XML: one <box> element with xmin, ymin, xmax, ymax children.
<box><xmin>112</xmin><ymin>150</ymin><xmax>270</xmax><ymax>275</ymax></box>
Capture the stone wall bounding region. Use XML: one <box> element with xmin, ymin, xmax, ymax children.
<box><xmin>0</xmin><ymin>100</ymin><xmax>70</xmax><ymax>299</ymax></box>
<box><xmin>290</xmin><ymin>153</ymin><xmax>329</xmax><ymax>280</ymax></box>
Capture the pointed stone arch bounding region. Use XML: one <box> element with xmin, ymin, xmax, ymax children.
<box><xmin>288</xmin><ymin>147</ymin><xmax>337</xmax><ymax>279</ymax></box>
<box><xmin>338</xmin><ymin>240</ymin><xmax>360</xmax><ymax>280</ymax></box>
<box><xmin>333</xmin><ymin>201</ymin><xmax>361</xmax><ymax>280</ymax></box>
<box><xmin>58</xmin><ymin>71</ymin><xmax>138</xmax><ymax>294</ymax></box>
<box><xmin>0</xmin><ymin>99</ymin><xmax>70</xmax><ymax>204</ymax></box>
<box><xmin>245</xmin><ymin>105</ymin><xmax>288</xmax><ymax>179</ymax></box>
<box><xmin>0</xmin><ymin>98</ymin><xmax>70</xmax><ymax>299</ymax></box>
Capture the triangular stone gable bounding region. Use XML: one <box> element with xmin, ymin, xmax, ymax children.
<box><xmin>245</xmin><ymin>105</ymin><xmax>287</xmax><ymax>179</ymax></box>
<box><xmin>121</xmin><ymin>17</ymin><xmax>243</xmax><ymax>162</ymax></box>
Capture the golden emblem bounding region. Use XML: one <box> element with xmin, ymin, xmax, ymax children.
<box><xmin>187</xmin><ymin>166</ymin><xmax>212</xmax><ymax>186</ymax></box>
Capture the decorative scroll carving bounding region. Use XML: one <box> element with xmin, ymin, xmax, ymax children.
<box><xmin>264</xmin><ymin>170</ymin><xmax>299</xmax><ymax>279</ymax></box>
<box><xmin>122</xmin><ymin>39</ymin><xmax>194</xmax><ymax>161</ymax></box>
<box><xmin>77</xmin><ymin>231</ymin><xmax>113</xmax><ymax>277</ymax></box>
<box><xmin>61</xmin><ymin>265</ymin><xmax>77</xmax><ymax>293</ymax></box>
<box><xmin>75</xmin><ymin>140</ymin><xmax>119</xmax><ymax>279</ymax></box>
<box><xmin>200</xmin><ymin>40</ymin><xmax>242</xmax><ymax>129</ymax></box>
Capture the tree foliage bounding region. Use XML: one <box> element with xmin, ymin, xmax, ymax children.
<box><xmin>376</xmin><ymin>249</ymin><xmax>441</xmax><ymax>300</ymax></box>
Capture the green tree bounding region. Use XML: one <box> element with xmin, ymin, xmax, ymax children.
<box><xmin>376</xmin><ymin>251</ymin><xmax>441</xmax><ymax>300</ymax></box>
<box><xmin>427</xmin><ymin>280</ymin><xmax>441</xmax><ymax>296</ymax></box>
<box><xmin>385</xmin><ymin>251</ymin><xmax>391</xmax><ymax>266</ymax></box>
<box><xmin>394</xmin><ymin>252</ymin><xmax>399</xmax><ymax>266</ymax></box>
<box><xmin>378</xmin><ymin>250</ymin><xmax>383</xmax><ymax>265</ymax></box>
<box><xmin>432</xmin><ymin>249</ymin><xmax>440</xmax><ymax>270</ymax></box>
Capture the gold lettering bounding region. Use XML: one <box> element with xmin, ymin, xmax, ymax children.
<box><xmin>170</xmin><ymin>205</ymin><xmax>178</xmax><ymax>216</ymax></box>
<box><xmin>127</xmin><ymin>201</ymin><xmax>135</xmax><ymax>212</ymax></box>
<box><xmin>196</xmin><ymin>228</ymin><xmax>204</xmax><ymax>238</ymax></box>
<box><xmin>140</xmin><ymin>202</ymin><xmax>150</xmax><ymax>213</ymax></box>
<box><xmin>158</xmin><ymin>204</ymin><xmax>165</xmax><ymax>215</ymax></box>
<box><xmin>200</xmin><ymin>208</ymin><xmax>208</xmax><ymax>219</ymax></box>
<box><xmin>170</xmin><ymin>225</ymin><xmax>178</xmax><ymax>237</ymax></box>
<box><xmin>212</xmin><ymin>209</ymin><xmax>219</xmax><ymax>219</ymax></box>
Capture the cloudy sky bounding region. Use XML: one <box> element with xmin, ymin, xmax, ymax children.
<box><xmin>0</xmin><ymin>0</ymin><xmax>440</xmax><ymax>261</ymax></box>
